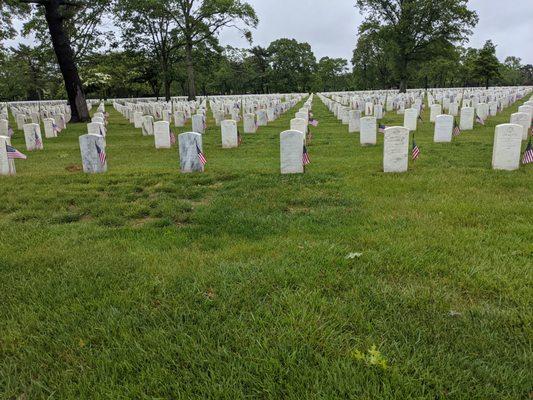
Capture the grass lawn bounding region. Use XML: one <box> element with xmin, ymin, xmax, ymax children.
<box><xmin>0</xmin><ymin>96</ymin><xmax>531</xmax><ymax>399</ymax></box>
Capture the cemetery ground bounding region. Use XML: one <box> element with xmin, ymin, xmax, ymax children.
<box><xmin>0</xmin><ymin>98</ymin><xmax>532</xmax><ymax>399</ymax></box>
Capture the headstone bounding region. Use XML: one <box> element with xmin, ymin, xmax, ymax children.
<box><xmin>134</xmin><ymin>112</ymin><xmax>143</xmax><ymax>128</ymax></box>
<box><xmin>154</xmin><ymin>121</ymin><xmax>171</xmax><ymax>149</ymax></box>
<box><xmin>142</xmin><ymin>115</ymin><xmax>154</xmax><ymax>136</ymax></box>
<box><xmin>257</xmin><ymin>110</ymin><xmax>268</xmax><ymax>126</ymax></box>
<box><xmin>290</xmin><ymin>118</ymin><xmax>307</xmax><ymax>136</ymax></box>
<box><xmin>88</xmin><ymin>122</ymin><xmax>106</xmax><ymax>137</ymax></box>
<box><xmin>348</xmin><ymin>110</ymin><xmax>361</xmax><ymax>133</ymax></box>
<box><xmin>434</xmin><ymin>114</ymin><xmax>454</xmax><ymax>143</ymax></box>
<box><xmin>79</xmin><ymin>134</ymin><xmax>107</xmax><ymax>174</ymax></box>
<box><xmin>510</xmin><ymin>112</ymin><xmax>531</xmax><ymax>140</ymax></box>
<box><xmin>0</xmin><ymin>135</ymin><xmax>16</xmax><ymax>175</ymax></box>
<box><xmin>43</xmin><ymin>118</ymin><xmax>57</xmax><ymax>138</ymax></box>
<box><xmin>492</xmin><ymin>124</ymin><xmax>523</xmax><ymax>170</ymax></box>
<box><xmin>374</xmin><ymin>104</ymin><xmax>384</xmax><ymax>119</ymax></box>
<box><xmin>460</xmin><ymin>107</ymin><xmax>474</xmax><ymax>131</ymax></box>
<box><xmin>404</xmin><ymin>108</ymin><xmax>418</xmax><ymax>131</ymax></box>
<box><xmin>192</xmin><ymin>114</ymin><xmax>205</xmax><ymax>134</ymax></box>
<box><xmin>174</xmin><ymin>111</ymin><xmax>185</xmax><ymax>127</ymax></box>
<box><xmin>179</xmin><ymin>132</ymin><xmax>204</xmax><ymax>173</ymax></box>
<box><xmin>280</xmin><ymin>130</ymin><xmax>305</xmax><ymax>174</ymax></box>
<box><xmin>430</xmin><ymin>104</ymin><xmax>442</xmax><ymax>122</ymax></box>
<box><xmin>243</xmin><ymin>114</ymin><xmax>257</xmax><ymax>133</ymax></box>
<box><xmin>360</xmin><ymin>116</ymin><xmax>377</xmax><ymax>145</ymax></box>
<box><xmin>221</xmin><ymin>120</ymin><xmax>238</xmax><ymax>148</ymax></box>
<box><xmin>383</xmin><ymin>127</ymin><xmax>409</xmax><ymax>173</ymax></box>
<box><xmin>23</xmin><ymin>123</ymin><xmax>43</xmax><ymax>151</ymax></box>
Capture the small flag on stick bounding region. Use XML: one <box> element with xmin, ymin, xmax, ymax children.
<box><xmin>303</xmin><ymin>145</ymin><xmax>311</xmax><ymax>166</ymax></box>
<box><xmin>452</xmin><ymin>119</ymin><xmax>461</xmax><ymax>137</ymax></box>
<box><xmin>6</xmin><ymin>144</ymin><xmax>27</xmax><ymax>159</ymax></box>
<box><xmin>196</xmin><ymin>142</ymin><xmax>207</xmax><ymax>166</ymax></box>
<box><xmin>95</xmin><ymin>142</ymin><xmax>106</xmax><ymax>166</ymax></box>
<box><xmin>475</xmin><ymin>115</ymin><xmax>485</xmax><ymax>126</ymax></box>
<box><xmin>170</xmin><ymin>131</ymin><xmax>176</xmax><ymax>145</ymax></box>
<box><xmin>378</xmin><ymin>124</ymin><xmax>387</xmax><ymax>133</ymax></box>
<box><xmin>34</xmin><ymin>130</ymin><xmax>42</xmax><ymax>148</ymax></box>
<box><xmin>411</xmin><ymin>138</ymin><xmax>420</xmax><ymax>161</ymax></box>
<box><xmin>522</xmin><ymin>138</ymin><xmax>533</xmax><ymax>165</ymax></box>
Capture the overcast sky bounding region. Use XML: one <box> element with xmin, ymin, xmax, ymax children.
<box><xmin>219</xmin><ymin>0</ymin><xmax>533</xmax><ymax>65</ymax></box>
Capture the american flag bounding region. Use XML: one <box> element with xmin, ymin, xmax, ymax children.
<box><xmin>237</xmin><ymin>130</ymin><xmax>242</xmax><ymax>145</ymax></box>
<box><xmin>412</xmin><ymin>139</ymin><xmax>420</xmax><ymax>160</ymax></box>
<box><xmin>34</xmin><ymin>130</ymin><xmax>42</xmax><ymax>148</ymax></box>
<box><xmin>418</xmin><ymin>112</ymin><xmax>423</xmax><ymax>121</ymax></box>
<box><xmin>476</xmin><ymin>115</ymin><xmax>485</xmax><ymax>125</ymax></box>
<box><xmin>7</xmin><ymin>126</ymin><xmax>14</xmax><ymax>137</ymax></box>
<box><xmin>170</xmin><ymin>131</ymin><xmax>176</xmax><ymax>145</ymax></box>
<box><xmin>95</xmin><ymin>142</ymin><xmax>106</xmax><ymax>166</ymax></box>
<box><xmin>303</xmin><ymin>145</ymin><xmax>311</xmax><ymax>166</ymax></box>
<box><xmin>309</xmin><ymin>119</ymin><xmax>319</xmax><ymax>127</ymax></box>
<box><xmin>52</xmin><ymin>122</ymin><xmax>61</xmax><ymax>134</ymax></box>
<box><xmin>378</xmin><ymin>124</ymin><xmax>387</xmax><ymax>133</ymax></box>
<box><xmin>6</xmin><ymin>144</ymin><xmax>27</xmax><ymax>159</ymax></box>
<box><xmin>196</xmin><ymin>142</ymin><xmax>207</xmax><ymax>165</ymax></box>
<box><xmin>452</xmin><ymin>119</ymin><xmax>461</xmax><ymax>137</ymax></box>
<box><xmin>522</xmin><ymin>138</ymin><xmax>533</xmax><ymax>165</ymax></box>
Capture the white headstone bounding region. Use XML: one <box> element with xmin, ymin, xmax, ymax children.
<box><xmin>290</xmin><ymin>118</ymin><xmax>307</xmax><ymax>136</ymax></box>
<box><xmin>0</xmin><ymin>135</ymin><xmax>16</xmax><ymax>175</ymax></box>
<box><xmin>434</xmin><ymin>114</ymin><xmax>454</xmax><ymax>143</ymax></box>
<box><xmin>142</xmin><ymin>116</ymin><xmax>154</xmax><ymax>136</ymax></box>
<box><xmin>154</xmin><ymin>121</ymin><xmax>171</xmax><ymax>149</ymax></box>
<box><xmin>404</xmin><ymin>108</ymin><xmax>418</xmax><ymax>131</ymax></box>
<box><xmin>383</xmin><ymin>127</ymin><xmax>409</xmax><ymax>173</ymax></box>
<box><xmin>510</xmin><ymin>112</ymin><xmax>531</xmax><ymax>140</ymax></box>
<box><xmin>243</xmin><ymin>114</ymin><xmax>257</xmax><ymax>133</ymax></box>
<box><xmin>492</xmin><ymin>124</ymin><xmax>523</xmax><ymax>171</ymax></box>
<box><xmin>23</xmin><ymin>123</ymin><xmax>43</xmax><ymax>151</ymax></box>
<box><xmin>348</xmin><ymin>110</ymin><xmax>361</xmax><ymax>133</ymax></box>
<box><xmin>280</xmin><ymin>130</ymin><xmax>305</xmax><ymax>174</ymax></box>
<box><xmin>221</xmin><ymin>119</ymin><xmax>238</xmax><ymax>148</ymax></box>
<box><xmin>360</xmin><ymin>116</ymin><xmax>377</xmax><ymax>145</ymax></box>
<box><xmin>460</xmin><ymin>107</ymin><xmax>474</xmax><ymax>131</ymax></box>
<box><xmin>430</xmin><ymin>104</ymin><xmax>442</xmax><ymax>122</ymax></box>
<box><xmin>43</xmin><ymin>118</ymin><xmax>57</xmax><ymax>138</ymax></box>
<box><xmin>192</xmin><ymin>114</ymin><xmax>205</xmax><ymax>134</ymax></box>
<box><xmin>174</xmin><ymin>111</ymin><xmax>185</xmax><ymax>127</ymax></box>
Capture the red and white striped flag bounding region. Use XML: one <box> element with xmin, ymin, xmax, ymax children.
<box><xmin>95</xmin><ymin>142</ymin><xmax>106</xmax><ymax>166</ymax></box>
<box><xmin>452</xmin><ymin>119</ymin><xmax>461</xmax><ymax>137</ymax></box>
<box><xmin>170</xmin><ymin>131</ymin><xmax>176</xmax><ymax>145</ymax></box>
<box><xmin>475</xmin><ymin>115</ymin><xmax>485</xmax><ymax>126</ymax></box>
<box><xmin>412</xmin><ymin>139</ymin><xmax>420</xmax><ymax>160</ymax></box>
<box><xmin>6</xmin><ymin>144</ymin><xmax>27</xmax><ymax>159</ymax></box>
<box><xmin>522</xmin><ymin>138</ymin><xmax>533</xmax><ymax>165</ymax></box>
<box><xmin>34</xmin><ymin>130</ymin><xmax>42</xmax><ymax>148</ymax></box>
<box><xmin>196</xmin><ymin>142</ymin><xmax>207</xmax><ymax>166</ymax></box>
<box><xmin>303</xmin><ymin>145</ymin><xmax>311</xmax><ymax>166</ymax></box>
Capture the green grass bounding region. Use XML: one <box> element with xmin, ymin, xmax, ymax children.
<box><xmin>0</xmin><ymin>97</ymin><xmax>532</xmax><ymax>399</ymax></box>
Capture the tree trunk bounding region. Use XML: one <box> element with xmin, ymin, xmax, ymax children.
<box><xmin>185</xmin><ymin>42</ymin><xmax>196</xmax><ymax>101</ymax></box>
<box><xmin>485</xmin><ymin>76</ymin><xmax>489</xmax><ymax>89</ymax></box>
<box><xmin>44</xmin><ymin>0</ymin><xmax>90</xmax><ymax>122</ymax></box>
<box><xmin>164</xmin><ymin>76</ymin><xmax>171</xmax><ymax>101</ymax></box>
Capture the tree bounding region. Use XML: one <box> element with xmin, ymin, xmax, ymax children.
<box><xmin>167</xmin><ymin>0</ymin><xmax>258</xmax><ymax>100</ymax></box>
<box><xmin>473</xmin><ymin>40</ymin><xmax>500</xmax><ymax>89</ymax></box>
<box><xmin>355</xmin><ymin>0</ymin><xmax>478</xmax><ymax>92</ymax></box>
<box><xmin>7</xmin><ymin>0</ymin><xmax>107</xmax><ymax>121</ymax></box>
<box><xmin>314</xmin><ymin>57</ymin><xmax>348</xmax><ymax>92</ymax></box>
<box><xmin>114</xmin><ymin>0</ymin><xmax>183</xmax><ymax>101</ymax></box>
<box><xmin>268</xmin><ymin>38</ymin><xmax>316</xmax><ymax>93</ymax></box>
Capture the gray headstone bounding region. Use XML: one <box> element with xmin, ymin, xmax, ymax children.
<box><xmin>79</xmin><ymin>134</ymin><xmax>107</xmax><ymax>174</ymax></box>
<box><xmin>179</xmin><ymin>132</ymin><xmax>204</xmax><ymax>173</ymax></box>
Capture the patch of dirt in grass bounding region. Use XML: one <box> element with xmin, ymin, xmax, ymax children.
<box><xmin>286</xmin><ymin>206</ymin><xmax>312</xmax><ymax>214</ymax></box>
<box><xmin>65</xmin><ymin>164</ymin><xmax>83</xmax><ymax>172</ymax></box>
<box><xmin>131</xmin><ymin>216</ymin><xmax>157</xmax><ymax>227</ymax></box>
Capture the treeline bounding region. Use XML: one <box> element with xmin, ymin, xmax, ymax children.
<box><xmin>0</xmin><ymin>0</ymin><xmax>531</xmax><ymax>104</ymax></box>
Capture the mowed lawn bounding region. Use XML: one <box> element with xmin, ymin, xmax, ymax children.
<box><xmin>0</xmin><ymin>96</ymin><xmax>531</xmax><ymax>399</ymax></box>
